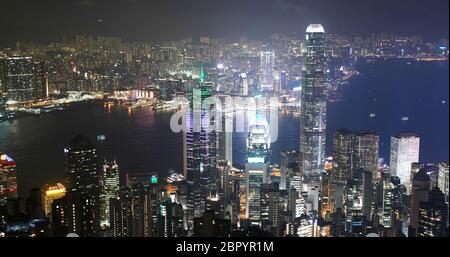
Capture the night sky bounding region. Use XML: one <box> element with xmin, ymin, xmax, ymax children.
<box><xmin>1</xmin><ymin>0</ymin><xmax>448</xmax><ymax>46</ymax></box>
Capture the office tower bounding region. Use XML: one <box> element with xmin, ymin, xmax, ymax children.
<box><xmin>245</xmin><ymin>120</ymin><xmax>270</xmax><ymax>223</ymax></box>
<box><xmin>382</xmin><ymin>176</ymin><xmax>407</xmax><ymax>237</ymax></box>
<box><xmin>205</xmin><ymin>192</ymin><xmax>225</xmax><ymax>218</ymax></box>
<box><xmin>183</xmin><ymin>69</ymin><xmax>217</xmax><ymax>181</ymax></box>
<box><xmin>287</xmin><ymin>214</ymin><xmax>314</xmax><ymax>237</ymax></box>
<box><xmin>409</xmin><ymin>169</ymin><xmax>431</xmax><ymax>237</ymax></box>
<box><xmin>129</xmin><ymin>183</ymin><xmax>160</xmax><ymax>237</ymax></box>
<box><xmin>332</xmin><ymin>129</ymin><xmax>379</xmax><ymax>184</ymax></box>
<box><xmin>33</xmin><ymin>60</ymin><xmax>47</xmax><ymax>100</ymax></box>
<box><xmin>26</xmin><ymin>188</ymin><xmax>45</xmax><ymax>219</ymax></box>
<box><xmin>390</xmin><ymin>133</ymin><xmax>420</xmax><ymax>193</ymax></box>
<box><xmin>300</xmin><ymin>24</ymin><xmax>327</xmax><ymax>179</ymax></box>
<box><xmin>381</xmin><ymin>176</ymin><xmax>394</xmax><ymax>229</ymax></box>
<box><xmin>109</xmin><ymin>189</ymin><xmax>133</xmax><ymax>237</ymax></box>
<box><xmin>417</xmin><ymin>187</ymin><xmax>449</xmax><ymax>237</ymax></box>
<box><xmin>65</xmin><ymin>134</ymin><xmax>101</xmax><ymax>236</ymax></box>
<box><xmin>410</xmin><ymin>163</ymin><xmax>439</xmax><ymax>190</ymax></box>
<box><xmin>344</xmin><ymin>169</ymin><xmax>366</xmax><ymax>236</ymax></box>
<box><xmin>320</xmin><ymin>169</ymin><xmax>332</xmax><ymax>219</ymax></box>
<box><xmin>217</xmin><ymin>95</ymin><xmax>233</xmax><ymax>165</ymax></box>
<box><xmin>260</xmin><ymin>50</ymin><xmax>275</xmax><ymax>91</ymax></box>
<box><xmin>306</xmin><ymin>183</ymin><xmax>320</xmax><ymax>214</ymax></box>
<box><xmin>100</xmin><ymin>160</ymin><xmax>120</xmax><ymax>228</ymax></box>
<box><xmin>410</xmin><ymin>162</ymin><xmax>424</xmax><ymax>193</ymax></box>
<box><xmin>0</xmin><ymin>153</ymin><xmax>17</xmax><ymax>207</ymax></box>
<box><xmin>51</xmin><ymin>197</ymin><xmax>69</xmax><ymax>237</ymax></box>
<box><xmin>438</xmin><ymin>162</ymin><xmax>449</xmax><ymax>203</ymax></box>
<box><xmin>114</xmin><ymin>173</ymin><xmax>160</xmax><ymax>237</ymax></box>
<box><xmin>362</xmin><ymin>169</ymin><xmax>374</xmax><ymax>222</ymax></box>
<box><xmin>240</xmin><ymin>73</ymin><xmax>249</xmax><ymax>96</ymax></box>
<box><xmin>287</xmin><ymin>164</ymin><xmax>303</xmax><ymax>218</ymax></box>
<box><xmin>280</xmin><ymin>150</ymin><xmax>299</xmax><ymax>190</ymax></box>
<box><xmin>217</xmin><ymin>160</ymin><xmax>232</xmax><ymax>201</ymax></box>
<box><xmin>43</xmin><ymin>183</ymin><xmax>66</xmax><ymax>217</ymax></box>
<box><xmin>260</xmin><ymin>183</ymin><xmax>280</xmax><ymax>236</ymax></box>
<box><xmin>159</xmin><ymin>199</ymin><xmax>185</xmax><ymax>237</ymax></box>
<box><xmin>0</xmin><ymin>94</ymin><xmax>6</xmax><ymax>118</ymax></box>
<box><xmin>331</xmin><ymin>130</ymin><xmax>378</xmax><ymax>214</ymax></box>
<box><xmin>184</xmin><ymin>68</ymin><xmax>218</xmax><ymax>227</ymax></box>
<box><xmin>0</xmin><ymin>57</ymin><xmax>35</xmax><ymax>102</ymax></box>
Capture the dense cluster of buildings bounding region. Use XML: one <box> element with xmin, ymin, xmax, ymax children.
<box><xmin>0</xmin><ymin>25</ymin><xmax>448</xmax><ymax>237</ymax></box>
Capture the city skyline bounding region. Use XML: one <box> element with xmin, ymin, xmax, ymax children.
<box><xmin>0</xmin><ymin>0</ymin><xmax>448</xmax><ymax>240</ymax></box>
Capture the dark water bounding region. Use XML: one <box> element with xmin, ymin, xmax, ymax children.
<box><xmin>0</xmin><ymin>60</ymin><xmax>448</xmax><ymax>197</ymax></box>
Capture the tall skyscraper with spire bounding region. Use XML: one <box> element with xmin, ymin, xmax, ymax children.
<box><xmin>183</xmin><ymin>64</ymin><xmax>218</xmax><ymax>230</ymax></box>
<box><xmin>300</xmin><ymin>24</ymin><xmax>327</xmax><ymax>179</ymax></box>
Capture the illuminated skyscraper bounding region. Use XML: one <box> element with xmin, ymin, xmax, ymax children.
<box><xmin>344</xmin><ymin>169</ymin><xmax>366</xmax><ymax>236</ymax></box>
<box><xmin>381</xmin><ymin>177</ymin><xmax>394</xmax><ymax>229</ymax></box>
<box><xmin>183</xmin><ymin>65</ymin><xmax>218</xmax><ymax>228</ymax></box>
<box><xmin>0</xmin><ymin>57</ymin><xmax>35</xmax><ymax>102</ymax></box>
<box><xmin>409</xmin><ymin>169</ymin><xmax>431</xmax><ymax>237</ymax></box>
<box><xmin>217</xmin><ymin>95</ymin><xmax>233</xmax><ymax>165</ymax></box>
<box><xmin>159</xmin><ymin>199</ymin><xmax>185</xmax><ymax>237</ymax></box>
<box><xmin>0</xmin><ymin>153</ymin><xmax>17</xmax><ymax>207</ymax></box>
<box><xmin>438</xmin><ymin>162</ymin><xmax>449</xmax><ymax>204</ymax></box>
<box><xmin>300</xmin><ymin>24</ymin><xmax>327</xmax><ymax>179</ymax></box>
<box><xmin>109</xmin><ymin>189</ymin><xmax>132</xmax><ymax>237</ymax></box>
<box><xmin>260</xmin><ymin>183</ymin><xmax>280</xmax><ymax>236</ymax></box>
<box><xmin>43</xmin><ymin>183</ymin><xmax>66</xmax><ymax>217</ymax></box>
<box><xmin>280</xmin><ymin>150</ymin><xmax>299</xmax><ymax>190</ymax></box>
<box><xmin>65</xmin><ymin>134</ymin><xmax>101</xmax><ymax>236</ymax></box>
<box><xmin>260</xmin><ymin>50</ymin><xmax>275</xmax><ymax>91</ymax></box>
<box><xmin>33</xmin><ymin>60</ymin><xmax>47</xmax><ymax>100</ymax></box>
<box><xmin>390</xmin><ymin>133</ymin><xmax>420</xmax><ymax>194</ymax></box>
<box><xmin>100</xmin><ymin>160</ymin><xmax>120</xmax><ymax>228</ymax></box>
<box><xmin>417</xmin><ymin>187</ymin><xmax>449</xmax><ymax>237</ymax></box>
<box><xmin>331</xmin><ymin>130</ymin><xmax>379</xmax><ymax>213</ymax></box>
<box><xmin>245</xmin><ymin>119</ymin><xmax>270</xmax><ymax>222</ymax></box>
<box><xmin>332</xmin><ymin>129</ymin><xmax>379</xmax><ymax>184</ymax></box>
<box><xmin>0</xmin><ymin>94</ymin><xmax>6</xmax><ymax>118</ymax></box>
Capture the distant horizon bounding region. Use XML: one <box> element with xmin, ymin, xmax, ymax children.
<box><xmin>1</xmin><ymin>0</ymin><xmax>448</xmax><ymax>47</ymax></box>
<box><xmin>2</xmin><ymin>31</ymin><xmax>448</xmax><ymax>49</ymax></box>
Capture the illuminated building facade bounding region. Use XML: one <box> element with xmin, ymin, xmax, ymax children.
<box><xmin>260</xmin><ymin>183</ymin><xmax>280</xmax><ymax>236</ymax></box>
<box><xmin>344</xmin><ymin>169</ymin><xmax>368</xmax><ymax>236</ymax></box>
<box><xmin>0</xmin><ymin>57</ymin><xmax>35</xmax><ymax>102</ymax></box>
<box><xmin>0</xmin><ymin>153</ymin><xmax>17</xmax><ymax>207</ymax></box>
<box><xmin>159</xmin><ymin>199</ymin><xmax>185</xmax><ymax>237</ymax></box>
<box><xmin>409</xmin><ymin>169</ymin><xmax>431</xmax><ymax>237</ymax></box>
<box><xmin>438</xmin><ymin>162</ymin><xmax>449</xmax><ymax>203</ymax></box>
<box><xmin>100</xmin><ymin>160</ymin><xmax>120</xmax><ymax>227</ymax></box>
<box><xmin>381</xmin><ymin>177</ymin><xmax>394</xmax><ymax>228</ymax></box>
<box><xmin>280</xmin><ymin>150</ymin><xmax>298</xmax><ymax>190</ymax></box>
<box><xmin>245</xmin><ymin>120</ymin><xmax>270</xmax><ymax>222</ymax></box>
<box><xmin>390</xmin><ymin>133</ymin><xmax>420</xmax><ymax>194</ymax></box>
<box><xmin>300</xmin><ymin>24</ymin><xmax>327</xmax><ymax>179</ymax></box>
<box><xmin>332</xmin><ymin>129</ymin><xmax>379</xmax><ymax>184</ymax></box>
<box><xmin>65</xmin><ymin>134</ymin><xmax>101</xmax><ymax>236</ymax></box>
<box><xmin>43</xmin><ymin>183</ymin><xmax>66</xmax><ymax>217</ymax></box>
<box><xmin>260</xmin><ymin>50</ymin><xmax>275</xmax><ymax>91</ymax></box>
<box><xmin>183</xmin><ymin>68</ymin><xmax>218</xmax><ymax>227</ymax></box>
<box><xmin>417</xmin><ymin>187</ymin><xmax>449</xmax><ymax>237</ymax></box>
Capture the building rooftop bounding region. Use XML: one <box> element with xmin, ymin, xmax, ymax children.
<box><xmin>306</xmin><ymin>24</ymin><xmax>325</xmax><ymax>33</ymax></box>
<box><xmin>394</xmin><ymin>132</ymin><xmax>420</xmax><ymax>138</ymax></box>
<box><xmin>413</xmin><ymin>169</ymin><xmax>431</xmax><ymax>182</ymax></box>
